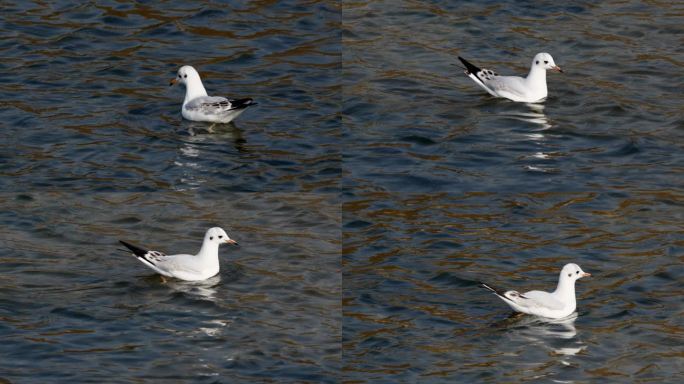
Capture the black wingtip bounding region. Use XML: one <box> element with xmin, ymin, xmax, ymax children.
<box><xmin>479</xmin><ymin>281</ymin><xmax>515</xmax><ymax>303</ymax></box>
<box><xmin>458</xmin><ymin>56</ymin><xmax>481</xmax><ymax>75</ymax></box>
<box><xmin>119</xmin><ymin>240</ymin><xmax>148</xmax><ymax>258</ymax></box>
<box><xmin>230</xmin><ymin>98</ymin><xmax>257</xmax><ymax>110</ymax></box>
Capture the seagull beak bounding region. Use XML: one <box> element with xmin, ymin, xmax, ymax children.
<box><xmin>225</xmin><ymin>238</ymin><xmax>238</xmax><ymax>246</ymax></box>
<box><xmin>169</xmin><ymin>78</ymin><xmax>177</xmax><ymax>86</ymax></box>
<box><xmin>552</xmin><ymin>65</ymin><xmax>563</xmax><ymax>73</ymax></box>
<box><xmin>581</xmin><ymin>272</ymin><xmax>591</xmax><ymax>277</ymax></box>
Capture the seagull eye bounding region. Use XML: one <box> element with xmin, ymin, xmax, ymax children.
<box><xmin>536</xmin><ymin>60</ymin><xmax>539</xmax><ymax>64</ymax></box>
<box><xmin>544</xmin><ymin>60</ymin><xmax>549</xmax><ymax>64</ymax></box>
<box><xmin>184</xmin><ymin>74</ymin><xmax>187</xmax><ymax>78</ymax></box>
<box><xmin>219</xmin><ymin>235</ymin><xmax>223</xmax><ymax>239</ymax></box>
<box><xmin>210</xmin><ymin>236</ymin><xmax>213</xmax><ymax>240</ymax></box>
<box><xmin>576</xmin><ymin>271</ymin><xmax>579</xmax><ymax>274</ymax></box>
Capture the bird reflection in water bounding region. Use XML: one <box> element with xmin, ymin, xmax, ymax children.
<box><xmin>174</xmin><ymin>122</ymin><xmax>248</xmax><ymax>189</ymax></box>
<box><xmin>182</xmin><ymin>121</ymin><xmax>247</xmax><ymax>152</ymax></box>
<box><xmin>491</xmin><ymin>312</ymin><xmax>587</xmax><ymax>360</ymax></box>
<box><xmin>168</xmin><ymin>276</ymin><xmax>233</xmax><ymax>337</ymax></box>
<box><xmin>502</xmin><ymin>103</ymin><xmax>561</xmax><ymax>173</ymax></box>
<box><xmin>165</xmin><ymin>274</ymin><xmax>222</xmax><ymax>302</ymax></box>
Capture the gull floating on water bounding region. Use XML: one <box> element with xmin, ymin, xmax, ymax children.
<box><xmin>458</xmin><ymin>53</ymin><xmax>563</xmax><ymax>103</ymax></box>
<box><xmin>120</xmin><ymin>227</ymin><xmax>238</xmax><ymax>281</ymax></box>
<box><xmin>170</xmin><ymin>65</ymin><xmax>256</xmax><ymax>124</ymax></box>
<box><xmin>480</xmin><ymin>263</ymin><xmax>590</xmax><ymax>319</ymax></box>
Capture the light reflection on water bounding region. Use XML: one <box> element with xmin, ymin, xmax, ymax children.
<box><xmin>342</xmin><ymin>191</ymin><xmax>683</xmax><ymax>382</ymax></box>
<box><xmin>0</xmin><ymin>192</ymin><xmax>340</xmax><ymax>382</ymax></box>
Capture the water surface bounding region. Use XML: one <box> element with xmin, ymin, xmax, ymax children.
<box><xmin>1</xmin><ymin>192</ymin><xmax>340</xmax><ymax>382</ymax></box>
<box><xmin>342</xmin><ymin>1</ymin><xmax>683</xmax><ymax>382</ymax></box>
<box><xmin>1</xmin><ymin>0</ymin><xmax>341</xmax><ymax>193</ymax></box>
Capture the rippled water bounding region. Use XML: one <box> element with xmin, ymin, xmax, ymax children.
<box><xmin>0</xmin><ymin>1</ymin><xmax>340</xmax><ymax>382</ymax></box>
<box><xmin>2</xmin><ymin>0</ymin><xmax>684</xmax><ymax>383</ymax></box>
<box><xmin>342</xmin><ymin>0</ymin><xmax>684</xmax><ymax>383</ymax></box>
<box><xmin>343</xmin><ymin>192</ymin><xmax>683</xmax><ymax>382</ymax></box>
<box><xmin>0</xmin><ymin>1</ymin><xmax>340</xmax><ymax>193</ymax></box>
<box><xmin>343</xmin><ymin>0</ymin><xmax>683</xmax><ymax>192</ymax></box>
<box><xmin>1</xmin><ymin>192</ymin><xmax>340</xmax><ymax>382</ymax></box>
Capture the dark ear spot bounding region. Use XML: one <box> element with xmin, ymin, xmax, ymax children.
<box><xmin>184</xmin><ymin>74</ymin><xmax>187</xmax><ymax>78</ymax></box>
<box><xmin>568</xmin><ymin>273</ymin><xmax>572</xmax><ymax>277</ymax></box>
<box><xmin>536</xmin><ymin>60</ymin><xmax>539</xmax><ymax>64</ymax></box>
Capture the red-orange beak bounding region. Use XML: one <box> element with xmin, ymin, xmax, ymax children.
<box><xmin>581</xmin><ymin>272</ymin><xmax>591</xmax><ymax>277</ymax></box>
<box><xmin>552</xmin><ymin>65</ymin><xmax>563</xmax><ymax>73</ymax></box>
<box><xmin>225</xmin><ymin>238</ymin><xmax>238</xmax><ymax>246</ymax></box>
<box><xmin>169</xmin><ymin>78</ymin><xmax>178</xmax><ymax>86</ymax></box>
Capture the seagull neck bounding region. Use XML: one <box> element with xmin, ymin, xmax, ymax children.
<box><xmin>554</xmin><ymin>276</ymin><xmax>576</xmax><ymax>300</ymax></box>
<box><xmin>184</xmin><ymin>79</ymin><xmax>208</xmax><ymax>104</ymax></box>
<box><xmin>197</xmin><ymin>241</ymin><xmax>219</xmax><ymax>259</ymax></box>
<box><xmin>526</xmin><ymin>65</ymin><xmax>547</xmax><ymax>85</ymax></box>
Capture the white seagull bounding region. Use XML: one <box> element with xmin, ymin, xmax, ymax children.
<box><xmin>480</xmin><ymin>263</ymin><xmax>590</xmax><ymax>319</ymax></box>
<box><xmin>120</xmin><ymin>227</ymin><xmax>238</xmax><ymax>281</ymax></box>
<box><xmin>458</xmin><ymin>53</ymin><xmax>563</xmax><ymax>103</ymax></box>
<box><xmin>170</xmin><ymin>65</ymin><xmax>256</xmax><ymax>124</ymax></box>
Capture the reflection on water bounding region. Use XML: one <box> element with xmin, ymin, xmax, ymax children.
<box><xmin>0</xmin><ymin>0</ymin><xmax>341</xmax><ymax>194</ymax></box>
<box><xmin>344</xmin><ymin>0</ymin><xmax>683</xmax><ymax>193</ymax></box>
<box><xmin>0</xmin><ymin>192</ymin><xmax>340</xmax><ymax>382</ymax></box>
<box><xmin>516</xmin><ymin>103</ymin><xmax>556</xmax><ymax>173</ymax></box>
<box><xmin>165</xmin><ymin>275</ymin><xmax>222</xmax><ymax>302</ymax></box>
<box><xmin>174</xmin><ymin>123</ymin><xmax>248</xmax><ymax>189</ymax></box>
<box><xmin>343</xmin><ymin>191</ymin><xmax>683</xmax><ymax>382</ymax></box>
<box><xmin>495</xmin><ymin>313</ymin><xmax>587</xmax><ymax>362</ymax></box>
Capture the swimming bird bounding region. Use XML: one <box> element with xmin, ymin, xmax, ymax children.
<box><xmin>458</xmin><ymin>53</ymin><xmax>563</xmax><ymax>103</ymax></box>
<box><xmin>170</xmin><ymin>65</ymin><xmax>256</xmax><ymax>124</ymax></box>
<box><xmin>480</xmin><ymin>263</ymin><xmax>590</xmax><ymax>319</ymax></box>
<box><xmin>120</xmin><ymin>227</ymin><xmax>238</xmax><ymax>281</ymax></box>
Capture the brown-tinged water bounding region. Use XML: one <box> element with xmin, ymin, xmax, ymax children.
<box><xmin>0</xmin><ymin>1</ymin><xmax>340</xmax><ymax>383</ymax></box>
<box><xmin>2</xmin><ymin>0</ymin><xmax>684</xmax><ymax>383</ymax></box>
<box><xmin>342</xmin><ymin>0</ymin><xmax>683</xmax><ymax>383</ymax></box>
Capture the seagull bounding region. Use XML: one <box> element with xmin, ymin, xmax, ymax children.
<box><xmin>458</xmin><ymin>53</ymin><xmax>563</xmax><ymax>103</ymax></box>
<box><xmin>170</xmin><ymin>65</ymin><xmax>256</xmax><ymax>124</ymax></box>
<box><xmin>480</xmin><ymin>263</ymin><xmax>590</xmax><ymax>319</ymax></box>
<box><xmin>120</xmin><ymin>227</ymin><xmax>238</xmax><ymax>281</ymax></box>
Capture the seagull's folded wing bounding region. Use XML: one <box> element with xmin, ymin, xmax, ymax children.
<box><xmin>517</xmin><ymin>290</ymin><xmax>565</xmax><ymax>310</ymax></box>
<box><xmin>186</xmin><ymin>96</ymin><xmax>246</xmax><ymax>115</ymax></box>
<box><xmin>483</xmin><ymin>76</ymin><xmax>527</xmax><ymax>100</ymax></box>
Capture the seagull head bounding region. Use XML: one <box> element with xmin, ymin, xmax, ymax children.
<box><xmin>561</xmin><ymin>263</ymin><xmax>590</xmax><ymax>282</ymax></box>
<box><xmin>533</xmin><ymin>53</ymin><xmax>563</xmax><ymax>73</ymax></box>
<box><xmin>170</xmin><ymin>65</ymin><xmax>201</xmax><ymax>87</ymax></box>
<box><xmin>204</xmin><ymin>227</ymin><xmax>238</xmax><ymax>246</ymax></box>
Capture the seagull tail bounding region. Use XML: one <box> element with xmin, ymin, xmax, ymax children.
<box><xmin>458</xmin><ymin>56</ymin><xmax>482</xmax><ymax>75</ymax></box>
<box><xmin>229</xmin><ymin>98</ymin><xmax>257</xmax><ymax>110</ymax></box>
<box><xmin>479</xmin><ymin>282</ymin><xmax>515</xmax><ymax>303</ymax></box>
<box><xmin>119</xmin><ymin>240</ymin><xmax>148</xmax><ymax>258</ymax></box>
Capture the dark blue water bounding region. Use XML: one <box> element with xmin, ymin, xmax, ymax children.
<box><xmin>2</xmin><ymin>0</ymin><xmax>684</xmax><ymax>383</ymax></box>
<box><xmin>343</xmin><ymin>0</ymin><xmax>683</xmax><ymax>193</ymax></box>
<box><xmin>0</xmin><ymin>1</ymin><xmax>340</xmax><ymax>193</ymax></box>
<box><xmin>0</xmin><ymin>192</ymin><xmax>340</xmax><ymax>383</ymax></box>
<box><xmin>342</xmin><ymin>0</ymin><xmax>684</xmax><ymax>383</ymax></box>
<box><xmin>0</xmin><ymin>1</ymin><xmax>340</xmax><ymax>383</ymax></box>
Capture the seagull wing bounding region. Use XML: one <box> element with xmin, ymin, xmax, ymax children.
<box><xmin>119</xmin><ymin>240</ymin><xmax>175</xmax><ymax>277</ymax></box>
<box><xmin>458</xmin><ymin>56</ymin><xmax>499</xmax><ymax>96</ymax></box>
<box><xmin>185</xmin><ymin>96</ymin><xmax>255</xmax><ymax>115</ymax></box>
<box><xmin>480</xmin><ymin>75</ymin><xmax>528</xmax><ymax>100</ymax></box>
<box><xmin>515</xmin><ymin>290</ymin><xmax>565</xmax><ymax>311</ymax></box>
